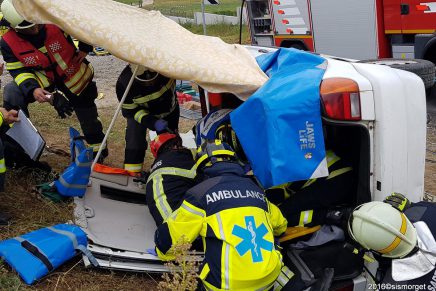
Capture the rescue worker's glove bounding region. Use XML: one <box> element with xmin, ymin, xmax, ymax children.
<box><xmin>384</xmin><ymin>192</ymin><xmax>411</xmax><ymax>212</ymax></box>
<box><xmin>51</xmin><ymin>90</ymin><xmax>73</xmax><ymax>119</ymax></box>
<box><xmin>154</xmin><ymin>119</ymin><xmax>168</xmax><ymax>134</ymax></box>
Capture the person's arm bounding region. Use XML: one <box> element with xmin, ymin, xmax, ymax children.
<box><xmin>0</xmin><ymin>108</ymin><xmax>19</xmax><ymax>126</ymax></box>
<box><xmin>155</xmin><ymin>194</ymin><xmax>205</xmax><ymax>261</ymax></box>
<box><xmin>0</xmin><ymin>39</ymin><xmax>45</xmax><ymax>101</ymax></box>
<box><xmin>267</xmin><ymin>200</ymin><xmax>288</xmax><ymax>236</ymax></box>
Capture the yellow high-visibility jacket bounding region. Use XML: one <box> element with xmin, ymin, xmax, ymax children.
<box><xmin>155</xmin><ymin>162</ymin><xmax>288</xmax><ymax>291</ymax></box>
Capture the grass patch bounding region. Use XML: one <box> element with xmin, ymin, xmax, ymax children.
<box><xmin>182</xmin><ymin>22</ymin><xmax>250</xmax><ymax>44</ymax></box>
<box><xmin>144</xmin><ymin>0</ymin><xmax>241</xmax><ymax>17</ymax></box>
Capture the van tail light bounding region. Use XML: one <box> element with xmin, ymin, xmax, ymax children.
<box><xmin>320</xmin><ymin>78</ymin><xmax>361</xmax><ymax>121</ymax></box>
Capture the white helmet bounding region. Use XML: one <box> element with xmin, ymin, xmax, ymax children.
<box><xmin>348</xmin><ymin>201</ymin><xmax>417</xmax><ymax>258</ymax></box>
<box><xmin>1</xmin><ymin>0</ymin><xmax>35</xmax><ymax>29</ymax></box>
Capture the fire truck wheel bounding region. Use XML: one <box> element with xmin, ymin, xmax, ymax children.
<box><xmin>358</xmin><ymin>58</ymin><xmax>435</xmax><ymax>89</ymax></box>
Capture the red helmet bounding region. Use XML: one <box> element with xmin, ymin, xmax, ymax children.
<box><xmin>150</xmin><ymin>133</ymin><xmax>177</xmax><ymax>158</ymax></box>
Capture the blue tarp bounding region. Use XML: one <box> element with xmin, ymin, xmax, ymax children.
<box><xmin>230</xmin><ymin>48</ymin><xmax>328</xmax><ymax>188</ymax></box>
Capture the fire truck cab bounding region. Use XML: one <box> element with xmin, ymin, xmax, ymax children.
<box><xmin>246</xmin><ymin>0</ymin><xmax>436</xmax><ymax>63</ymax></box>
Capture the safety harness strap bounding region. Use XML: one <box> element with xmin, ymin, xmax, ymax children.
<box><xmin>14</xmin><ymin>237</ymin><xmax>54</xmax><ymax>272</ymax></box>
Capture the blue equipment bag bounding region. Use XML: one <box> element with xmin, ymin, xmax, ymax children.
<box><xmin>0</xmin><ymin>224</ymin><xmax>98</xmax><ymax>285</ymax></box>
<box><xmin>55</xmin><ymin>127</ymin><xmax>93</xmax><ymax>197</ymax></box>
<box><xmin>194</xmin><ymin>109</ymin><xmax>232</xmax><ymax>146</ymax></box>
<box><xmin>231</xmin><ymin>48</ymin><xmax>328</xmax><ymax>188</ymax></box>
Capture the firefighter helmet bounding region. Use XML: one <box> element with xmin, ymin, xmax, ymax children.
<box><xmin>195</xmin><ymin>140</ymin><xmax>237</xmax><ymax>169</ymax></box>
<box><xmin>348</xmin><ymin>201</ymin><xmax>417</xmax><ymax>258</ymax></box>
<box><xmin>1</xmin><ymin>0</ymin><xmax>35</xmax><ymax>29</ymax></box>
<box><xmin>150</xmin><ymin>133</ymin><xmax>178</xmax><ymax>158</ymax></box>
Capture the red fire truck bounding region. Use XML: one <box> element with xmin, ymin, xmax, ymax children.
<box><xmin>246</xmin><ymin>0</ymin><xmax>436</xmax><ymax>64</ymax></box>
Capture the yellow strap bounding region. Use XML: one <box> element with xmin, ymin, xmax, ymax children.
<box><xmin>53</xmin><ymin>53</ymin><xmax>68</xmax><ymax>70</ymax></box>
<box><xmin>38</xmin><ymin>46</ymin><xmax>48</xmax><ymax>54</ymax></box>
<box><xmin>6</xmin><ymin>61</ymin><xmax>24</xmax><ymax>70</ymax></box>
<box><xmin>133</xmin><ymin>79</ymin><xmax>175</xmax><ymax>104</ymax></box>
<box><xmin>327</xmin><ymin>167</ymin><xmax>353</xmax><ymax>180</ymax></box>
<box><xmin>377</xmin><ymin>213</ymin><xmax>407</xmax><ymax>254</ymax></box>
<box><xmin>15</xmin><ymin>73</ymin><xmax>37</xmax><ymax>86</ymax></box>
<box><xmin>0</xmin><ymin>159</ymin><xmax>5</xmax><ymax>174</ymax></box>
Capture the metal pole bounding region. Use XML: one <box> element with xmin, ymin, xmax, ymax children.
<box><xmin>91</xmin><ymin>65</ymin><xmax>140</xmax><ymax>171</ymax></box>
<box><xmin>201</xmin><ymin>0</ymin><xmax>207</xmax><ymax>35</ymax></box>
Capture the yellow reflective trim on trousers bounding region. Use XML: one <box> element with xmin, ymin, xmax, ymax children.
<box><xmin>327</xmin><ymin>167</ymin><xmax>353</xmax><ymax>180</ymax></box>
<box><xmin>0</xmin><ymin>159</ymin><xmax>6</xmax><ymax>174</ymax></box>
<box><xmin>302</xmin><ymin>178</ymin><xmax>317</xmax><ymax>188</ymax></box>
<box><xmin>6</xmin><ymin>61</ymin><xmax>24</xmax><ymax>70</ymax></box>
<box><xmin>38</xmin><ymin>46</ymin><xmax>48</xmax><ymax>53</ymax></box>
<box><xmin>122</xmin><ymin>103</ymin><xmax>139</xmax><ymax>110</ymax></box>
<box><xmin>34</xmin><ymin>71</ymin><xmax>51</xmax><ymax>88</ymax></box>
<box><xmin>88</xmin><ymin>143</ymin><xmax>106</xmax><ymax>152</ymax></box>
<box><xmin>134</xmin><ymin>109</ymin><xmax>148</xmax><ymax>124</ymax></box>
<box><xmin>124</xmin><ymin>163</ymin><xmax>142</xmax><ymax>172</ymax></box>
<box><xmin>153</xmin><ymin>174</ymin><xmax>173</xmax><ymax>221</ymax></box>
<box><xmin>0</xmin><ymin>111</ymin><xmax>4</xmax><ymax>127</ymax></box>
<box><xmin>133</xmin><ymin>79</ymin><xmax>175</xmax><ymax>104</ymax></box>
<box><xmin>298</xmin><ymin>210</ymin><xmax>313</xmax><ymax>226</ymax></box>
<box><xmin>53</xmin><ymin>53</ymin><xmax>68</xmax><ymax>70</ymax></box>
<box><xmin>15</xmin><ymin>73</ymin><xmax>37</xmax><ymax>85</ymax></box>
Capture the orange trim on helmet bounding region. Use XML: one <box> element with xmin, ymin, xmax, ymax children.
<box><xmin>377</xmin><ymin>213</ymin><xmax>407</xmax><ymax>254</ymax></box>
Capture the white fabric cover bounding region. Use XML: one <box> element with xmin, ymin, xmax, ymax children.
<box><xmin>12</xmin><ymin>0</ymin><xmax>268</xmax><ymax>99</ymax></box>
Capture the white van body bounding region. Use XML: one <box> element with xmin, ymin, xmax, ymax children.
<box><xmin>74</xmin><ymin>47</ymin><xmax>427</xmax><ymax>289</ymax></box>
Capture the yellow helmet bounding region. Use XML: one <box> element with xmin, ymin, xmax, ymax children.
<box><xmin>1</xmin><ymin>0</ymin><xmax>34</xmax><ymax>29</ymax></box>
<box><xmin>348</xmin><ymin>201</ymin><xmax>417</xmax><ymax>258</ymax></box>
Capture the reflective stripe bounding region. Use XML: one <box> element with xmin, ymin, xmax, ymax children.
<box><xmin>327</xmin><ymin>167</ymin><xmax>353</xmax><ymax>180</ymax></box>
<box><xmin>53</xmin><ymin>53</ymin><xmax>68</xmax><ymax>70</ymax></box>
<box><xmin>38</xmin><ymin>46</ymin><xmax>48</xmax><ymax>54</ymax></box>
<box><xmin>6</xmin><ymin>61</ymin><xmax>24</xmax><ymax>70</ymax></box>
<box><xmin>122</xmin><ymin>103</ymin><xmax>139</xmax><ymax>110</ymax></box>
<box><xmin>65</xmin><ymin>63</ymin><xmax>87</xmax><ymax>87</ymax></box>
<box><xmin>377</xmin><ymin>213</ymin><xmax>407</xmax><ymax>254</ymax></box>
<box><xmin>216</xmin><ymin>213</ymin><xmax>230</xmax><ymax>289</ymax></box>
<box><xmin>147</xmin><ymin>166</ymin><xmax>197</xmax><ymax>183</ymax></box>
<box><xmin>69</xmin><ymin>64</ymin><xmax>93</xmax><ymax>95</ymax></box>
<box><xmin>133</xmin><ymin>79</ymin><xmax>175</xmax><ymax>104</ymax></box>
<box><xmin>302</xmin><ymin>178</ymin><xmax>316</xmax><ymax>188</ymax></box>
<box><xmin>326</xmin><ymin>150</ymin><xmax>340</xmax><ymax>167</ymax></box>
<box><xmin>0</xmin><ymin>112</ymin><xmax>3</xmax><ymax>128</ymax></box>
<box><xmin>124</xmin><ymin>164</ymin><xmax>142</xmax><ymax>172</ymax></box>
<box><xmin>298</xmin><ymin>210</ymin><xmax>313</xmax><ymax>226</ymax></box>
<box><xmin>88</xmin><ymin>143</ymin><xmax>103</xmax><ymax>152</ymax></box>
<box><xmin>0</xmin><ymin>159</ymin><xmax>6</xmax><ymax>174</ymax></box>
<box><xmin>47</xmin><ymin>226</ymin><xmax>78</xmax><ymax>248</ymax></box>
<box><xmin>153</xmin><ymin>174</ymin><xmax>173</xmax><ymax>220</ymax></box>
<box><xmin>15</xmin><ymin>72</ymin><xmax>37</xmax><ymax>85</ymax></box>
<box><xmin>181</xmin><ymin>202</ymin><xmax>205</xmax><ymax>217</ymax></box>
<box><xmin>134</xmin><ymin>109</ymin><xmax>148</xmax><ymax>124</ymax></box>
<box><xmin>75</xmin><ymin>158</ymin><xmax>92</xmax><ymax>168</ymax></box>
<box><xmin>34</xmin><ymin>71</ymin><xmax>51</xmax><ymax>88</ymax></box>
<box><xmin>58</xmin><ymin>175</ymin><xmax>87</xmax><ymax>189</ymax></box>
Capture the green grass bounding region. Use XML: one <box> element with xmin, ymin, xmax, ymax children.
<box><xmin>182</xmin><ymin>22</ymin><xmax>250</xmax><ymax>44</ymax></box>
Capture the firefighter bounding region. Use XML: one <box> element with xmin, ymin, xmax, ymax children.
<box><xmin>0</xmin><ymin>107</ymin><xmax>19</xmax><ymax>225</ymax></box>
<box><xmin>116</xmin><ymin>64</ymin><xmax>179</xmax><ymax>173</ymax></box>
<box><xmin>154</xmin><ymin>140</ymin><xmax>303</xmax><ymax>291</ymax></box>
<box><xmin>266</xmin><ymin>150</ymin><xmax>354</xmax><ymax>227</ymax></box>
<box><xmin>145</xmin><ymin>133</ymin><xmax>197</xmax><ymax>226</ymax></box>
<box><xmin>0</xmin><ymin>0</ymin><xmax>107</xmax><ymax>159</ymax></box>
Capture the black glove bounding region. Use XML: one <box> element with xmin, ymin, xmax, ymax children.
<box><xmin>384</xmin><ymin>192</ymin><xmax>411</xmax><ymax>212</ymax></box>
<box><xmin>52</xmin><ymin>91</ymin><xmax>73</xmax><ymax>119</ymax></box>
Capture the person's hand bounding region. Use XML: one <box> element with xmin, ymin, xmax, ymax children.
<box><xmin>52</xmin><ymin>91</ymin><xmax>73</xmax><ymax>119</ymax></box>
<box><xmin>73</xmin><ymin>51</ymin><xmax>88</xmax><ymax>64</ymax></box>
<box><xmin>154</xmin><ymin>119</ymin><xmax>168</xmax><ymax>133</ymax></box>
<box><xmin>33</xmin><ymin>88</ymin><xmax>51</xmax><ymax>103</ymax></box>
<box><xmin>0</xmin><ymin>108</ymin><xmax>19</xmax><ymax>124</ymax></box>
<box><xmin>384</xmin><ymin>192</ymin><xmax>411</xmax><ymax>212</ymax></box>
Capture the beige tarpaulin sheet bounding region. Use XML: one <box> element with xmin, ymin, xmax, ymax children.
<box><xmin>12</xmin><ymin>0</ymin><xmax>268</xmax><ymax>99</ymax></box>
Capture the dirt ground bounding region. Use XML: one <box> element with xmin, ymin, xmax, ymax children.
<box><xmin>0</xmin><ymin>54</ymin><xmax>435</xmax><ymax>290</ymax></box>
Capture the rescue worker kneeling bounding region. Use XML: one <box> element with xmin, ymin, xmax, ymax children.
<box><xmin>154</xmin><ymin>140</ymin><xmax>298</xmax><ymax>291</ymax></box>
<box><xmin>146</xmin><ymin>133</ymin><xmax>197</xmax><ymax>226</ymax></box>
